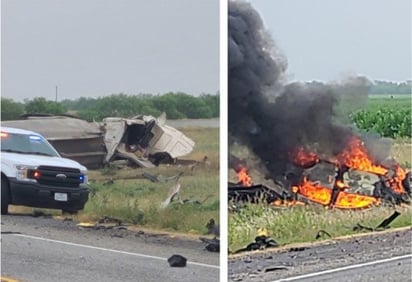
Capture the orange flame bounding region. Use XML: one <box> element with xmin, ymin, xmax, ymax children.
<box><xmin>290</xmin><ymin>147</ymin><xmax>320</xmax><ymax>167</ymax></box>
<box><xmin>335</xmin><ymin>180</ymin><xmax>349</xmax><ymax>189</ymax></box>
<box><xmin>295</xmin><ymin>177</ymin><xmax>379</xmax><ymax>209</ymax></box>
<box><xmin>237</xmin><ymin>167</ymin><xmax>252</xmax><ymax>187</ymax></box>
<box><xmin>337</xmin><ymin>137</ymin><xmax>387</xmax><ymax>175</ymax></box>
<box><xmin>270</xmin><ymin>199</ymin><xmax>305</xmax><ymax>207</ymax></box>
<box><xmin>337</xmin><ymin>137</ymin><xmax>406</xmax><ymax>195</ymax></box>
<box><xmin>334</xmin><ymin>192</ymin><xmax>380</xmax><ymax>209</ymax></box>
<box><xmin>290</xmin><ymin>136</ymin><xmax>407</xmax><ymax>206</ymax></box>
<box><xmin>296</xmin><ymin>178</ymin><xmax>332</xmax><ymax>205</ymax></box>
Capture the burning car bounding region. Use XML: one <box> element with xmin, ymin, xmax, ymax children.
<box><xmin>229</xmin><ymin>136</ymin><xmax>411</xmax><ymax>209</ymax></box>
<box><xmin>228</xmin><ymin>1</ymin><xmax>410</xmax><ymax>210</ymax></box>
<box><xmin>1</xmin><ymin>114</ymin><xmax>195</xmax><ymax>169</ymax></box>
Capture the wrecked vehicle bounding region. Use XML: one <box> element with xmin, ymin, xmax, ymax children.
<box><xmin>1</xmin><ymin>114</ymin><xmax>195</xmax><ymax>169</ymax></box>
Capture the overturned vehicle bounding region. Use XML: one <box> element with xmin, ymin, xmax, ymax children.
<box><xmin>1</xmin><ymin>114</ymin><xmax>195</xmax><ymax>169</ymax></box>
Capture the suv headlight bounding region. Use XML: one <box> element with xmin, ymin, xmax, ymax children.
<box><xmin>15</xmin><ymin>165</ymin><xmax>39</xmax><ymax>182</ymax></box>
<box><xmin>80</xmin><ymin>170</ymin><xmax>88</xmax><ymax>184</ymax></box>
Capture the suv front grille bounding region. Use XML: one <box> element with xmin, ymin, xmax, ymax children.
<box><xmin>36</xmin><ymin>166</ymin><xmax>81</xmax><ymax>188</ymax></box>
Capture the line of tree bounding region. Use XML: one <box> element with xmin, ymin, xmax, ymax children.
<box><xmin>369</xmin><ymin>80</ymin><xmax>411</xmax><ymax>94</ymax></box>
<box><xmin>1</xmin><ymin>92</ymin><xmax>219</xmax><ymax>121</ymax></box>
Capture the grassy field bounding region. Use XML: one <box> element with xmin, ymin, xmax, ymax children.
<box><xmin>365</xmin><ymin>94</ymin><xmax>411</xmax><ymax>112</ymax></box>
<box><xmin>229</xmin><ymin>204</ymin><xmax>412</xmax><ymax>252</ymax></box>
<box><xmin>11</xmin><ymin>127</ymin><xmax>220</xmax><ymax>235</ymax></box>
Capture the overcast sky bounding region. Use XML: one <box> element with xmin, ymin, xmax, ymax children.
<box><xmin>250</xmin><ymin>0</ymin><xmax>411</xmax><ymax>83</ymax></box>
<box><xmin>1</xmin><ymin>0</ymin><xmax>219</xmax><ymax>101</ymax></box>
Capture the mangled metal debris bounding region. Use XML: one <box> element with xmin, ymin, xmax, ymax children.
<box><xmin>167</xmin><ymin>254</ymin><xmax>187</xmax><ymax>267</ymax></box>
<box><xmin>352</xmin><ymin>211</ymin><xmax>401</xmax><ymax>232</ymax></box>
<box><xmin>1</xmin><ymin>113</ymin><xmax>195</xmax><ymax>169</ymax></box>
<box><xmin>160</xmin><ymin>182</ymin><xmax>182</xmax><ymax>209</ymax></box>
<box><xmin>206</xmin><ymin>218</ymin><xmax>220</xmax><ymax>237</ymax></box>
<box><xmin>200</xmin><ymin>218</ymin><xmax>220</xmax><ymax>252</ymax></box>
<box><xmin>200</xmin><ymin>237</ymin><xmax>220</xmax><ymax>252</ymax></box>
<box><xmin>232</xmin><ymin>229</ymin><xmax>279</xmax><ymax>254</ymax></box>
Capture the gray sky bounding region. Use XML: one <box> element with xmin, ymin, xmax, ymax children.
<box><xmin>1</xmin><ymin>0</ymin><xmax>219</xmax><ymax>101</ymax></box>
<box><xmin>250</xmin><ymin>0</ymin><xmax>411</xmax><ymax>83</ymax></box>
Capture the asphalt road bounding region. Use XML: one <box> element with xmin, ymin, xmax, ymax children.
<box><xmin>1</xmin><ymin>214</ymin><xmax>219</xmax><ymax>282</ymax></box>
<box><xmin>228</xmin><ymin>228</ymin><xmax>412</xmax><ymax>282</ymax></box>
<box><xmin>274</xmin><ymin>254</ymin><xmax>412</xmax><ymax>282</ymax></box>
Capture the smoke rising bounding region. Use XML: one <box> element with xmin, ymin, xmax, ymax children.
<box><xmin>228</xmin><ymin>1</ymin><xmax>371</xmax><ymax>176</ymax></box>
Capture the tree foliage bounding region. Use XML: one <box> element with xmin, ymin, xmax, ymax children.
<box><xmin>25</xmin><ymin>97</ymin><xmax>68</xmax><ymax>115</ymax></box>
<box><xmin>75</xmin><ymin>92</ymin><xmax>219</xmax><ymax>121</ymax></box>
<box><xmin>1</xmin><ymin>98</ymin><xmax>25</xmax><ymax>120</ymax></box>
<box><xmin>1</xmin><ymin>93</ymin><xmax>219</xmax><ymax>122</ymax></box>
<box><xmin>370</xmin><ymin>80</ymin><xmax>411</xmax><ymax>94</ymax></box>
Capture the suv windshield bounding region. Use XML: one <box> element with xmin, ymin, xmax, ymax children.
<box><xmin>1</xmin><ymin>132</ymin><xmax>59</xmax><ymax>157</ymax></box>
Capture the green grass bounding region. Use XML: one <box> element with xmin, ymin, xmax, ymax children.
<box><xmin>365</xmin><ymin>95</ymin><xmax>411</xmax><ymax>112</ymax></box>
<box><xmin>78</xmin><ymin>127</ymin><xmax>219</xmax><ymax>234</ymax></box>
<box><xmin>229</xmin><ymin>203</ymin><xmax>412</xmax><ymax>252</ymax></box>
<box><xmin>82</xmin><ymin>167</ymin><xmax>219</xmax><ymax>233</ymax></box>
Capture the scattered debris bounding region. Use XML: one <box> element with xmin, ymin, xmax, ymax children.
<box><xmin>200</xmin><ymin>237</ymin><xmax>220</xmax><ymax>253</ymax></box>
<box><xmin>76</xmin><ymin>216</ymin><xmax>128</xmax><ymax>230</ymax></box>
<box><xmin>160</xmin><ymin>182</ymin><xmax>182</xmax><ymax>209</ymax></box>
<box><xmin>376</xmin><ymin>211</ymin><xmax>401</xmax><ymax>229</ymax></box>
<box><xmin>98</xmin><ymin>215</ymin><xmax>123</xmax><ymax>226</ymax></box>
<box><xmin>288</xmin><ymin>247</ymin><xmax>309</xmax><ymax>252</ymax></box>
<box><xmin>233</xmin><ymin>231</ymin><xmax>279</xmax><ymax>254</ymax></box>
<box><xmin>77</xmin><ymin>222</ymin><xmax>96</xmax><ymax>228</ymax></box>
<box><xmin>228</xmin><ymin>183</ymin><xmax>284</xmax><ymax>204</ymax></box>
<box><xmin>353</xmin><ymin>211</ymin><xmax>402</xmax><ymax>232</ymax></box>
<box><xmin>32</xmin><ymin>210</ymin><xmax>52</xmax><ymax>218</ymax></box>
<box><xmin>315</xmin><ymin>230</ymin><xmax>332</xmax><ymax>240</ymax></box>
<box><xmin>199</xmin><ymin>219</ymin><xmax>220</xmax><ymax>252</ymax></box>
<box><xmin>206</xmin><ymin>218</ymin><xmax>220</xmax><ymax>237</ymax></box>
<box><xmin>168</xmin><ymin>254</ymin><xmax>187</xmax><ymax>267</ymax></box>
<box><xmin>142</xmin><ymin>172</ymin><xmax>160</xmax><ymax>182</ymax></box>
<box><xmin>264</xmin><ymin>265</ymin><xmax>289</xmax><ymax>272</ymax></box>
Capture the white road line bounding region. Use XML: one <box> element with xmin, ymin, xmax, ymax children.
<box><xmin>272</xmin><ymin>254</ymin><xmax>412</xmax><ymax>282</ymax></box>
<box><xmin>12</xmin><ymin>233</ymin><xmax>219</xmax><ymax>269</ymax></box>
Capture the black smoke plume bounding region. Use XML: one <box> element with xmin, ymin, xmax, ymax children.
<box><xmin>228</xmin><ymin>1</ymin><xmax>371</xmax><ymax>176</ymax></box>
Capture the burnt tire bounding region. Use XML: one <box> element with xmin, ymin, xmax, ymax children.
<box><xmin>1</xmin><ymin>177</ymin><xmax>10</xmax><ymax>215</ymax></box>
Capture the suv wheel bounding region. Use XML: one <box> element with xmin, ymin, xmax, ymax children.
<box><xmin>1</xmin><ymin>177</ymin><xmax>10</xmax><ymax>215</ymax></box>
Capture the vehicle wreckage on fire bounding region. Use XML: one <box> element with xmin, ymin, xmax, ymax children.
<box><xmin>229</xmin><ymin>136</ymin><xmax>411</xmax><ymax>209</ymax></box>
<box><xmin>1</xmin><ymin>114</ymin><xmax>195</xmax><ymax>169</ymax></box>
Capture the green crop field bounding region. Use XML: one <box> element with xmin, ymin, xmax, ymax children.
<box><xmin>349</xmin><ymin>95</ymin><xmax>411</xmax><ymax>139</ymax></box>
<box><xmin>366</xmin><ymin>94</ymin><xmax>411</xmax><ymax>112</ymax></box>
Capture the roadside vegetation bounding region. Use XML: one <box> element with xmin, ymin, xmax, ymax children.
<box><xmin>229</xmin><ymin>204</ymin><xmax>412</xmax><ymax>252</ymax></box>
